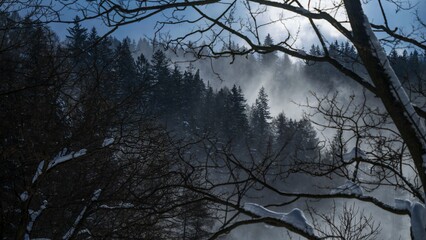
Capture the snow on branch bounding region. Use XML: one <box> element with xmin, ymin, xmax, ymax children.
<box><xmin>330</xmin><ymin>180</ymin><xmax>363</xmax><ymax>196</ymax></box>
<box><xmin>394</xmin><ymin>199</ymin><xmax>426</xmax><ymax>240</ymax></box>
<box><xmin>20</xmin><ymin>191</ymin><xmax>29</xmax><ymax>202</ymax></box>
<box><xmin>32</xmin><ymin>138</ymin><xmax>113</xmax><ymax>185</ymax></box>
<box><xmin>363</xmin><ymin>14</ymin><xmax>426</xmax><ymax>157</ymax></box>
<box><xmin>102</xmin><ymin>137</ymin><xmax>114</xmax><ymax>147</ymax></box>
<box><xmin>48</xmin><ymin>148</ymin><xmax>87</xmax><ymax>170</ymax></box>
<box><xmin>243</xmin><ymin>203</ymin><xmax>315</xmax><ymax>236</ymax></box>
<box><xmin>99</xmin><ymin>202</ymin><xmax>134</xmax><ymax>209</ymax></box>
<box><xmin>62</xmin><ymin>189</ymin><xmax>102</xmax><ymax>240</ymax></box>
<box><xmin>30</xmin><ymin>148</ymin><xmax>87</xmax><ymax>186</ymax></box>
<box><xmin>342</xmin><ymin>147</ymin><xmax>366</xmax><ymax>162</ymax></box>
<box><xmin>32</xmin><ymin>160</ymin><xmax>45</xmax><ymax>184</ymax></box>
<box><xmin>25</xmin><ymin>200</ymin><xmax>48</xmax><ymax>240</ymax></box>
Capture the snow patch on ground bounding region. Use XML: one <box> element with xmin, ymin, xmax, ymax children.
<box><xmin>331</xmin><ymin>180</ymin><xmax>363</xmax><ymax>196</ymax></box>
<box><xmin>102</xmin><ymin>138</ymin><xmax>114</xmax><ymax>147</ymax></box>
<box><xmin>243</xmin><ymin>203</ymin><xmax>315</xmax><ymax>236</ymax></box>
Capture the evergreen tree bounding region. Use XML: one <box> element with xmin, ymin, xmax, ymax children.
<box><xmin>150</xmin><ymin>50</ymin><xmax>171</xmax><ymax>114</ymax></box>
<box><xmin>87</xmin><ymin>27</ymin><xmax>114</xmax><ymax>67</ymax></box>
<box><xmin>86</xmin><ymin>28</ymin><xmax>115</xmax><ymax>98</ymax></box>
<box><xmin>409</xmin><ymin>50</ymin><xmax>420</xmax><ymax>73</ymax></box>
<box><xmin>66</xmin><ymin>16</ymin><xmax>88</xmax><ymax>60</ymax></box>
<box><xmin>274</xmin><ymin>112</ymin><xmax>293</xmax><ymax>146</ymax></box>
<box><xmin>169</xmin><ymin>65</ymin><xmax>184</xmax><ymax>123</ymax></box>
<box><xmin>189</xmin><ymin>69</ymin><xmax>206</xmax><ymax>126</ymax></box>
<box><xmin>135</xmin><ymin>53</ymin><xmax>153</xmax><ymax>107</ymax></box>
<box><xmin>214</xmin><ymin>87</ymin><xmax>231</xmax><ymax>136</ymax></box>
<box><xmin>293</xmin><ymin>118</ymin><xmax>319</xmax><ymax>162</ymax></box>
<box><xmin>329</xmin><ymin>41</ymin><xmax>339</xmax><ymax>57</ymax></box>
<box><xmin>200</xmin><ymin>83</ymin><xmax>216</xmax><ymax>132</ymax></box>
<box><xmin>181</xmin><ymin>67</ymin><xmax>195</xmax><ymax>122</ymax></box>
<box><xmin>227</xmin><ymin>85</ymin><xmax>249</xmax><ymax>138</ymax></box>
<box><xmin>328</xmin><ymin>129</ymin><xmax>347</xmax><ymax>163</ymax></box>
<box><xmin>261</xmin><ymin>33</ymin><xmax>278</xmax><ymax>66</ymax></box>
<box><xmin>179</xmin><ymin>66</ymin><xmax>206</xmax><ymax>129</ymax></box>
<box><xmin>114</xmin><ymin>39</ymin><xmax>137</xmax><ymax>98</ymax></box>
<box><xmin>250</xmin><ymin>86</ymin><xmax>272</xmax><ymax>142</ymax></box>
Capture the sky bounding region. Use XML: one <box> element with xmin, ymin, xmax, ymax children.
<box><xmin>50</xmin><ymin>0</ymin><xmax>426</xmax><ymax>48</ymax></box>
<box><xmin>47</xmin><ymin>0</ymin><xmax>426</xmax><ymax>119</ymax></box>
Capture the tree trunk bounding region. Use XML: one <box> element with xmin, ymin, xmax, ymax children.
<box><xmin>343</xmin><ymin>1</ymin><xmax>426</xmax><ymax>238</ymax></box>
<box><xmin>343</xmin><ymin>0</ymin><xmax>426</xmax><ymax>194</ymax></box>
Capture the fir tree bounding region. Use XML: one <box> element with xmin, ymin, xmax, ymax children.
<box><xmin>114</xmin><ymin>39</ymin><xmax>137</xmax><ymax>98</ymax></box>
<box><xmin>200</xmin><ymin>83</ymin><xmax>216</xmax><ymax>132</ymax></box>
<box><xmin>261</xmin><ymin>33</ymin><xmax>278</xmax><ymax>66</ymax></box>
<box><xmin>250</xmin><ymin>86</ymin><xmax>272</xmax><ymax>142</ymax></box>
<box><xmin>227</xmin><ymin>85</ymin><xmax>249</xmax><ymax>138</ymax></box>
<box><xmin>135</xmin><ymin>53</ymin><xmax>152</xmax><ymax>107</ymax></box>
<box><xmin>150</xmin><ymin>50</ymin><xmax>171</xmax><ymax>114</ymax></box>
<box><xmin>215</xmin><ymin>87</ymin><xmax>231</xmax><ymax>136</ymax></box>
<box><xmin>66</xmin><ymin>16</ymin><xmax>88</xmax><ymax>59</ymax></box>
<box><xmin>274</xmin><ymin>112</ymin><xmax>293</xmax><ymax>146</ymax></box>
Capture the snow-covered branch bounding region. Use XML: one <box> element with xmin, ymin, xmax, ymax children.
<box><xmin>48</xmin><ymin>148</ymin><xmax>87</xmax><ymax>170</ymax></box>
<box><xmin>32</xmin><ymin>137</ymin><xmax>114</xmax><ymax>185</ymax></box>
<box><xmin>62</xmin><ymin>189</ymin><xmax>102</xmax><ymax>240</ymax></box>
<box><xmin>243</xmin><ymin>203</ymin><xmax>317</xmax><ymax>238</ymax></box>
<box><xmin>330</xmin><ymin>180</ymin><xmax>363</xmax><ymax>196</ymax></box>
<box><xmin>102</xmin><ymin>137</ymin><xmax>114</xmax><ymax>147</ymax></box>
<box><xmin>394</xmin><ymin>199</ymin><xmax>426</xmax><ymax>240</ymax></box>
<box><xmin>31</xmin><ymin>148</ymin><xmax>87</xmax><ymax>186</ymax></box>
<box><xmin>25</xmin><ymin>200</ymin><xmax>48</xmax><ymax>240</ymax></box>
<box><xmin>99</xmin><ymin>202</ymin><xmax>134</xmax><ymax>209</ymax></box>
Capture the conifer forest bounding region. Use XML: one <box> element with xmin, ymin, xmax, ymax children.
<box><xmin>1</xmin><ymin>1</ymin><xmax>426</xmax><ymax>239</ymax></box>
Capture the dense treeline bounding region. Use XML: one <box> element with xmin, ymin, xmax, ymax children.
<box><xmin>2</xmin><ymin>12</ymin><xmax>426</xmax><ymax>239</ymax></box>
<box><xmin>306</xmin><ymin>41</ymin><xmax>426</xmax><ymax>91</ymax></box>
<box><xmin>0</xmin><ymin>14</ymin><xmax>215</xmax><ymax>239</ymax></box>
<box><xmin>0</xmin><ymin>14</ymin><xmax>320</xmax><ymax>239</ymax></box>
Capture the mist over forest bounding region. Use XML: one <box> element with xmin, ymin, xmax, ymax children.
<box><xmin>2</xmin><ymin>1</ymin><xmax>426</xmax><ymax>240</ymax></box>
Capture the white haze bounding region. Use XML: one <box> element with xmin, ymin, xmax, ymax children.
<box><xmin>133</xmin><ymin>38</ymin><xmax>414</xmax><ymax>240</ymax></box>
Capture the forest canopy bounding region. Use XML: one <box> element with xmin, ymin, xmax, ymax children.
<box><xmin>1</xmin><ymin>0</ymin><xmax>426</xmax><ymax>239</ymax></box>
